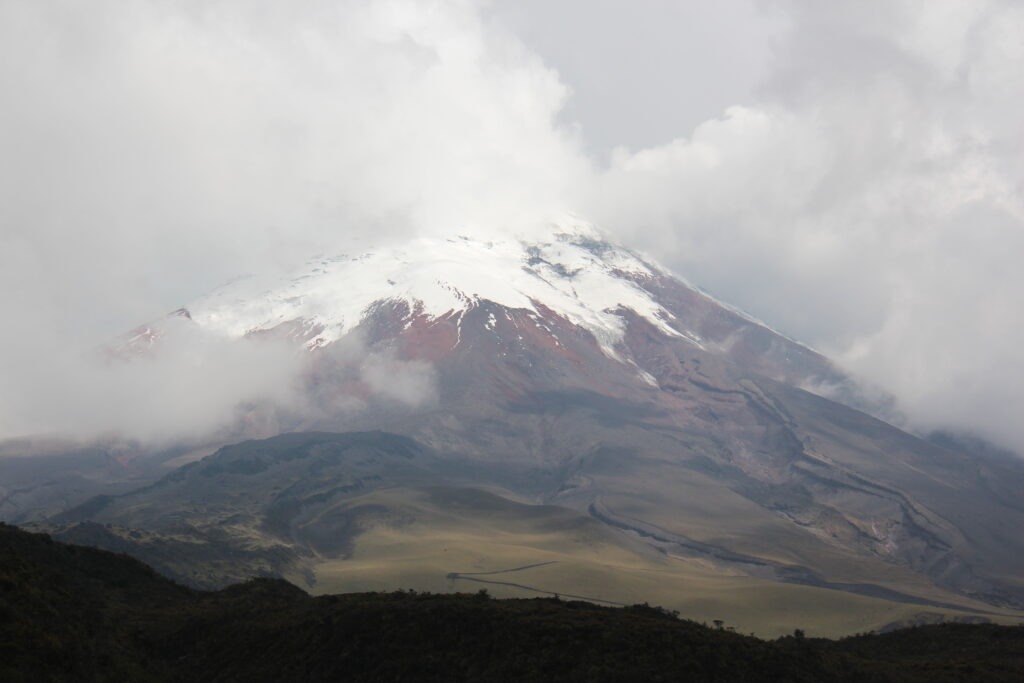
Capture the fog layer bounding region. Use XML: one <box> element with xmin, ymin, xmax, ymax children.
<box><xmin>1</xmin><ymin>0</ymin><xmax>1021</xmax><ymax>451</ymax></box>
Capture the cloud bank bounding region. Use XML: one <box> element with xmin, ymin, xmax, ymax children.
<box><xmin>1</xmin><ymin>0</ymin><xmax>1022</xmax><ymax>452</ymax></box>
<box><xmin>588</xmin><ymin>0</ymin><xmax>1024</xmax><ymax>448</ymax></box>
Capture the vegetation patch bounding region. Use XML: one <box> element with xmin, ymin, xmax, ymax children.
<box><xmin>2</xmin><ymin>523</ymin><xmax>1023</xmax><ymax>681</ymax></box>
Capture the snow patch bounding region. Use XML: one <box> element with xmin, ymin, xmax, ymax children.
<box><xmin>188</xmin><ymin>220</ymin><xmax>684</xmax><ymax>361</ymax></box>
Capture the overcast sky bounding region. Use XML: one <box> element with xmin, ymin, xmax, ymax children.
<box><xmin>1</xmin><ymin>0</ymin><xmax>1022</xmax><ymax>451</ymax></box>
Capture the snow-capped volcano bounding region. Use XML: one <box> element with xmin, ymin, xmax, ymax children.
<box><xmin>188</xmin><ymin>222</ymin><xmax>698</xmax><ymax>357</ymax></box>
<box><xmin>161</xmin><ymin>219</ymin><xmax>845</xmax><ymax>406</ymax></box>
<box><xmin>166</xmin><ymin>219</ymin><xmax>838</xmax><ymax>395</ymax></box>
<box><xmin>39</xmin><ymin>220</ymin><xmax>1024</xmax><ymax>623</ymax></box>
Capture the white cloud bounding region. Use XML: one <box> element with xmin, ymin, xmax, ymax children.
<box><xmin>360</xmin><ymin>350</ymin><xmax>438</xmax><ymax>408</ymax></box>
<box><xmin>587</xmin><ymin>0</ymin><xmax>1024</xmax><ymax>449</ymax></box>
<box><xmin>0</xmin><ymin>316</ymin><xmax>306</xmax><ymax>445</ymax></box>
<box><xmin>0</xmin><ymin>0</ymin><xmax>588</xmax><ymax>341</ymax></box>
<box><xmin>0</xmin><ymin>0</ymin><xmax>580</xmax><ymax>444</ymax></box>
<box><xmin>1</xmin><ymin>0</ymin><xmax>1023</xmax><ymax>453</ymax></box>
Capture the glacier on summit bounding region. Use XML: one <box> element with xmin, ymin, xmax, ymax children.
<box><xmin>188</xmin><ymin>222</ymin><xmax>697</xmax><ymax>358</ymax></box>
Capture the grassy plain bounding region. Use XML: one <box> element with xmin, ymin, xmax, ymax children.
<box><xmin>304</xmin><ymin>486</ymin><xmax>1022</xmax><ymax>638</ymax></box>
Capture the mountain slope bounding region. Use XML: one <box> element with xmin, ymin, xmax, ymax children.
<box><xmin>43</xmin><ymin>428</ymin><xmax>1024</xmax><ymax>637</ymax></box>
<box><xmin>25</xmin><ymin>222</ymin><xmax>1024</xmax><ymax>632</ymax></box>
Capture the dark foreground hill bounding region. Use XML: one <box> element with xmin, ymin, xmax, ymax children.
<box><xmin>2</xmin><ymin>524</ymin><xmax>1022</xmax><ymax>682</ymax></box>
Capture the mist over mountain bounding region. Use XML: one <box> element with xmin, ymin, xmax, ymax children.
<box><xmin>2</xmin><ymin>0</ymin><xmax>1024</xmax><ymax>453</ymax></box>
<box><xmin>4</xmin><ymin>227</ymin><xmax>1020</xmax><ymax>639</ymax></box>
